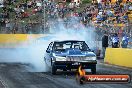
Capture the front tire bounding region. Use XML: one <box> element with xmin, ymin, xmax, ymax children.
<box><xmin>51</xmin><ymin>63</ymin><xmax>57</xmax><ymax>75</ymax></box>
<box><xmin>91</xmin><ymin>65</ymin><xmax>96</xmax><ymax>74</ymax></box>
<box><xmin>79</xmin><ymin>76</ymin><xmax>85</xmax><ymax>84</ymax></box>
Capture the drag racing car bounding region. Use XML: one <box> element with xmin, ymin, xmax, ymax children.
<box><xmin>44</xmin><ymin>40</ymin><xmax>97</xmax><ymax>75</ymax></box>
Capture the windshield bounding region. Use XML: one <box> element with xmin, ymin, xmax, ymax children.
<box><xmin>53</xmin><ymin>41</ymin><xmax>89</xmax><ymax>51</ymax></box>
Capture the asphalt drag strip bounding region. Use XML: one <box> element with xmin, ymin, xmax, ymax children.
<box><xmin>0</xmin><ymin>61</ymin><xmax>131</xmax><ymax>88</ymax></box>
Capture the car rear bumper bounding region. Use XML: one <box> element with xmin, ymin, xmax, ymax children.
<box><xmin>54</xmin><ymin>60</ymin><xmax>97</xmax><ymax>69</ymax></box>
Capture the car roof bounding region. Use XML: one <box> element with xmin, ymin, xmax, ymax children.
<box><xmin>54</xmin><ymin>40</ymin><xmax>85</xmax><ymax>43</ymax></box>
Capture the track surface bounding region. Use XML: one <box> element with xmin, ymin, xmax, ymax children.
<box><xmin>0</xmin><ymin>48</ymin><xmax>132</xmax><ymax>88</ymax></box>
<box><xmin>0</xmin><ymin>60</ymin><xmax>132</xmax><ymax>88</ymax></box>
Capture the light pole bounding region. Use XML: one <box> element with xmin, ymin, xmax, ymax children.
<box><xmin>42</xmin><ymin>0</ymin><xmax>46</xmax><ymax>33</ymax></box>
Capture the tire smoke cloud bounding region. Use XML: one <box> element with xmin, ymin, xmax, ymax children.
<box><xmin>0</xmin><ymin>17</ymin><xmax>98</xmax><ymax>72</ymax></box>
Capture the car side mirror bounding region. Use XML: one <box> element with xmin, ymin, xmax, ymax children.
<box><xmin>46</xmin><ymin>50</ymin><xmax>50</xmax><ymax>53</ymax></box>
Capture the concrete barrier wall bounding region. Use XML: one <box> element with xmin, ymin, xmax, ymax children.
<box><xmin>0</xmin><ymin>34</ymin><xmax>46</xmax><ymax>48</ymax></box>
<box><xmin>105</xmin><ymin>48</ymin><xmax>132</xmax><ymax>68</ymax></box>
<box><xmin>0</xmin><ymin>34</ymin><xmax>47</xmax><ymax>43</ymax></box>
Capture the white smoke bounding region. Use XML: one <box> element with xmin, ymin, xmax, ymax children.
<box><xmin>0</xmin><ymin>17</ymin><xmax>97</xmax><ymax>72</ymax></box>
<box><xmin>0</xmin><ymin>40</ymin><xmax>50</xmax><ymax>72</ymax></box>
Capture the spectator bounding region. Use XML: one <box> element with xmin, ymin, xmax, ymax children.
<box><xmin>111</xmin><ymin>33</ymin><xmax>119</xmax><ymax>48</ymax></box>
<box><xmin>27</xmin><ymin>0</ymin><xmax>32</xmax><ymax>8</ymax></box>
<box><xmin>101</xmin><ymin>31</ymin><xmax>108</xmax><ymax>58</ymax></box>
<box><xmin>69</xmin><ymin>2</ymin><xmax>74</xmax><ymax>11</ymax></box>
<box><xmin>12</xmin><ymin>20</ymin><xmax>18</xmax><ymax>34</ymax></box>
<box><xmin>121</xmin><ymin>34</ymin><xmax>129</xmax><ymax>48</ymax></box>
<box><xmin>5</xmin><ymin>19</ymin><xmax>11</xmax><ymax>33</ymax></box>
<box><xmin>0</xmin><ymin>19</ymin><xmax>5</xmax><ymax>31</ymax></box>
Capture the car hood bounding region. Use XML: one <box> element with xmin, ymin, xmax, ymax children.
<box><xmin>53</xmin><ymin>48</ymin><xmax>96</xmax><ymax>57</ymax></box>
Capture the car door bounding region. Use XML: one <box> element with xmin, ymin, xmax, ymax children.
<box><xmin>44</xmin><ymin>42</ymin><xmax>53</xmax><ymax>67</ymax></box>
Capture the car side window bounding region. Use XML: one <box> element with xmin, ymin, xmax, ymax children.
<box><xmin>47</xmin><ymin>42</ymin><xmax>53</xmax><ymax>51</ymax></box>
<box><xmin>81</xmin><ymin>42</ymin><xmax>89</xmax><ymax>51</ymax></box>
